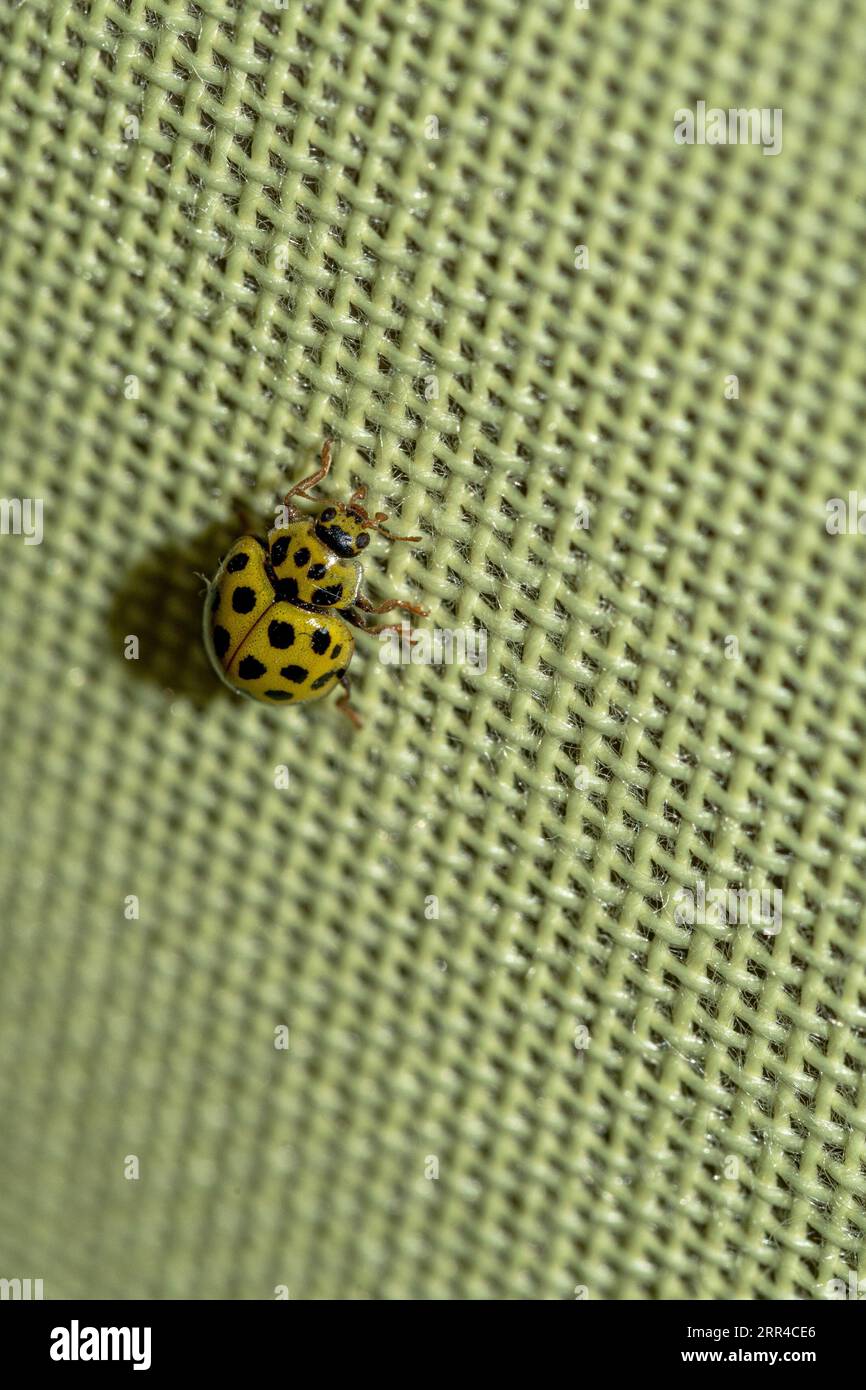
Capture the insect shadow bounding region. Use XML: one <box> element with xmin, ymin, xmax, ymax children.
<box><xmin>108</xmin><ymin>518</ymin><xmax>250</xmax><ymax>708</ymax></box>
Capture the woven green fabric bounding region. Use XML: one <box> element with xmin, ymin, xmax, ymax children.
<box><xmin>1</xmin><ymin>0</ymin><xmax>865</xmax><ymax>1301</ymax></box>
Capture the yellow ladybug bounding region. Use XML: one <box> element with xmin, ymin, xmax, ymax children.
<box><xmin>203</xmin><ymin>441</ymin><xmax>427</xmax><ymax>725</ymax></box>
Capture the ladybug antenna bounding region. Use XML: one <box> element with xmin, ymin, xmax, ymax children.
<box><xmin>344</xmin><ymin>485</ymin><xmax>378</xmax><ymax>526</ymax></box>
<box><xmin>372</xmin><ymin>511</ymin><xmax>421</xmax><ymax>544</ymax></box>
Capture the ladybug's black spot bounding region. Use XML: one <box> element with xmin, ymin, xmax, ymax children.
<box><xmin>270</xmin><ymin>535</ymin><xmax>290</xmax><ymax>567</ymax></box>
<box><xmin>238</xmin><ymin>655</ymin><xmax>266</xmax><ymax>680</ymax></box>
<box><xmin>333</xmin><ymin>668</ymin><xmax>348</xmax><ymax>681</ymax></box>
<box><xmin>307</xmin><ymin>562</ymin><xmax>327</xmax><ymax>581</ymax></box>
<box><xmin>232</xmin><ymin>586</ymin><xmax>257</xmax><ymax>614</ymax></box>
<box><xmin>293</xmin><ymin>547</ymin><xmax>310</xmax><ymax>568</ymax></box>
<box><xmin>331</xmin><ymin>643</ymin><xmax>342</xmax><ymax>661</ymax></box>
<box><xmin>265</xmin><ymin>689</ymin><xmax>294</xmax><ymax>701</ymax></box>
<box><xmin>310</xmin><ymin>671</ymin><xmax>335</xmax><ymax>690</ymax></box>
<box><xmin>268</xmin><ymin>619</ymin><xmax>295</xmax><ymax>649</ymax></box>
<box><xmin>280</xmin><ymin>664</ymin><xmax>308</xmax><ymax>684</ymax></box>
<box><xmin>226</xmin><ymin>552</ymin><xmax>249</xmax><ymax>572</ymax></box>
<box><xmin>311</xmin><ymin>628</ymin><xmax>331</xmax><ymax>655</ymax></box>
<box><xmin>312</xmin><ymin>584</ymin><xmax>342</xmax><ymax>606</ymax></box>
<box><xmin>315</xmin><ymin>521</ymin><xmax>354</xmax><ymax>557</ymax></box>
<box><xmin>320</xmin><ymin>507</ymin><xmax>336</xmax><ymax>522</ymax></box>
<box><xmin>275</xmin><ymin>576</ymin><xmax>299</xmax><ymax>602</ymax></box>
<box><xmin>212</xmin><ymin>625</ymin><xmax>231</xmax><ymax>659</ymax></box>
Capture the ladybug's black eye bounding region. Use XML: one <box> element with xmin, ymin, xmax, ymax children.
<box><xmin>356</xmin><ymin>532</ymin><xmax>370</xmax><ymax>550</ymax></box>
<box><xmin>320</xmin><ymin>507</ymin><xmax>336</xmax><ymax>522</ymax></box>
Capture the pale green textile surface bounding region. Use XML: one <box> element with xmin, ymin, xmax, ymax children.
<box><xmin>0</xmin><ymin>0</ymin><xmax>864</xmax><ymax>1299</ymax></box>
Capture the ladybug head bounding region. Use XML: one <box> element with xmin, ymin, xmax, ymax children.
<box><xmin>314</xmin><ymin>503</ymin><xmax>372</xmax><ymax>558</ymax></box>
<box><xmin>314</xmin><ymin>486</ymin><xmax>420</xmax><ymax>558</ymax></box>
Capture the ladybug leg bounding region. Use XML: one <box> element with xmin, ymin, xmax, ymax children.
<box><xmin>355</xmin><ymin>593</ymin><xmax>429</xmax><ymax>619</ymax></box>
<box><xmin>283</xmin><ymin>438</ymin><xmax>333</xmax><ymax>512</ymax></box>
<box><xmin>343</xmin><ymin>608</ymin><xmax>374</xmax><ymax>631</ymax></box>
<box><xmin>344</xmin><ymin>610</ymin><xmax>422</xmax><ymax>641</ymax></box>
<box><xmin>335</xmin><ymin>674</ymin><xmax>362</xmax><ymax>728</ymax></box>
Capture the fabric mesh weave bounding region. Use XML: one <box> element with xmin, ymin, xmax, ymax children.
<box><xmin>0</xmin><ymin>0</ymin><xmax>865</xmax><ymax>1299</ymax></box>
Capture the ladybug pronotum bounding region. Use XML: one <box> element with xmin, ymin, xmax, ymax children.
<box><xmin>202</xmin><ymin>440</ymin><xmax>428</xmax><ymax>725</ymax></box>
